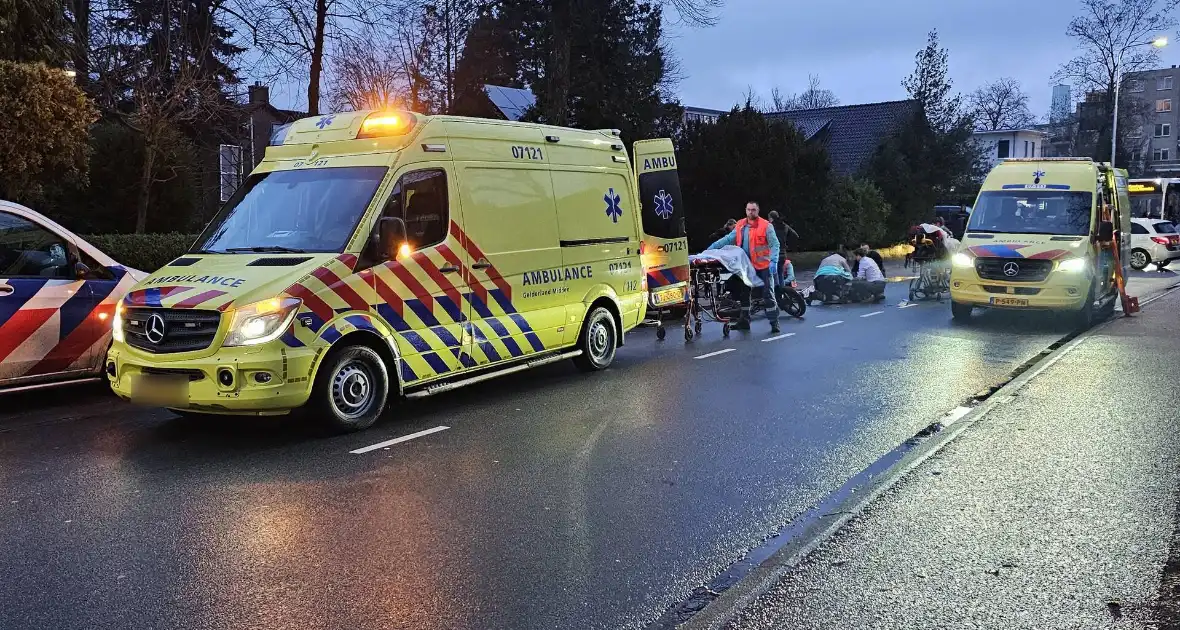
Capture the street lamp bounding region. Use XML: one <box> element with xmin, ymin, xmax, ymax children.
<box><xmin>1112</xmin><ymin>36</ymin><xmax>1169</xmax><ymax>165</ymax></box>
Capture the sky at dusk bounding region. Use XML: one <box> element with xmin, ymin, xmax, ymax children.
<box><xmin>667</xmin><ymin>0</ymin><xmax>1177</xmax><ymax>116</ymax></box>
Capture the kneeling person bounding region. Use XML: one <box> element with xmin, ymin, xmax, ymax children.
<box><xmin>851</xmin><ymin>249</ymin><xmax>886</xmax><ymax>302</ymax></box>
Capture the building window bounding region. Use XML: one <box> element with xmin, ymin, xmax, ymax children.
<box><xmin>218</xmin><ymin>144</ymin><xmax>242</xmax><ymax>203</ymax></box>
<box><xmin>1157</xmin><ymin>99</ymin><xmax>1173</xmax><ymax>112</ymax></box>
<box><xmin>1154</xmin><ymin>148</ymin><xmax>1171</xmax><ymax>161</ymax></box>
<box><xmin>1159</xmin><ymin>76</ymin><xmax>1174</xmax><ymax>90</ymax></box>
<box><xmin>1031</xmin><ymin>142</ymin><xmax>1037</xmax><ymax>157</ymax></box>
<box><xmin>997</xmin><ymin>139</ymin><xmax>1010</xmax><ymax>158</ymax></box>
<box><xmin>1156</xmin><ymin>123</ymin><xmax>1172</xmax><ymax>137</ymax></box>
<box><xmin>1132</xmin><ymin>148</ymin><xmax>1143</xmax><ymax>162</ymax></box>
<box><xmin>1130</xmin><ymin>80</ymin><xmax>1146</xmax><ymax>92</ymax></box>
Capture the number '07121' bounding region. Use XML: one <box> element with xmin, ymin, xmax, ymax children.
<box><xmin>511</xmin><ymin>146</ymin><xmax>543</xmax><ymax>160</ymax></box>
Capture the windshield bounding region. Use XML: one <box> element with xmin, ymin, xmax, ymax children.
<box><xmin>1130</xmin><ymin>191</ymin><xmax>1163</xmax><ymax>218</ymax></box>
<box><xmin>967</xmin><ymin>190</ymin><xmax>1093</xmax><ymax>236</ymax></box>
<box><xmin>193</xmin><ymin>166</ymin><xmax>387</xmax><ymax>253</ymax></box>
<box><xmin>1154</xmin><ymin>221</ymin><xmax>1178</xmax><ymax>234</ymax></box>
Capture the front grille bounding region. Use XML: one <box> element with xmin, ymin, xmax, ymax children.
<box><xmin>982</xmin><ymin>285</ymin><xmax>1043</xmax><ymax>295</ymax></box>
<box><xmin>975</xmin><ymin>258</ymin><xmax>1053</xmax><ymax>282</ymax></box>
<box><xmin>125</xmin><ymin>308</ymin><xmax>221</xmax><ymax>354</ymax></box>
<box><xmin>142</xmin><ymin>367</ymin><xmax>206</xmax><ymax>381</ymax></box>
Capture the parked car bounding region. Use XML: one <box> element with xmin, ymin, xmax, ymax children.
<box><xmin>1130</xmin><ymin>217</ymin><xmax>1180</xmax><ymax>271</ymax></box>
<box><xmin>0</xmin><ymin>201</ymin><xmax>144</xmax><ymax>393</ymax></box>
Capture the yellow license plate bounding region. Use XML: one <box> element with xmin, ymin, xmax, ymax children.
<box><xmin>653</xmin><ymin>286</ymin><xmax>687</xmax><ymax>307</ymax></box>
<box><xmin>990</xmin><ymin>297</ymin><xmax>1030</xmax><ymax>307</ymax></box>
<box><xmin>131</xmin><ymin>373</ymin><xmax>189</xmax><ymax>406</ymax></box>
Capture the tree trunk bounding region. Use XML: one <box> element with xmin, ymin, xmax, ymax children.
<box><xmin>544</xmin><ymin>0</ymin><xmax>572</xmax><ymax>126</ymax></box>
<box><xmin>136</xmin><ymin>142</ymin><xmax>156</xmax><ymax>234</ymax></box>
<box><xmin>71</xmin><ymin>0</ymin><xmax>90</xmax><ymax>88</ymax></box>
<box><xmin>308</xmin><ymin>0</ymin><xmax>328</xmax><ymax>116</ymax></box>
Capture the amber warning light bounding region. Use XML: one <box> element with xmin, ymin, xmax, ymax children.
<box><xmin>358</xmin><ymin>112</ymin><xmax>414</xmax><ymax>139</ymax></box>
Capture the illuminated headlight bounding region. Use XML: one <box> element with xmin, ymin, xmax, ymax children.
<box><xmin>951</xmin><ymin>253</ymin><xmax>974</xmax><ymax>268</ymax></box>
<box><xmin>112</xmin><ymin>301</ymin><xmax>126</xmax><ymax>343</ymax></box>
<box><xmin>1057</xmin><ymin>258</ymin><xmax>1088</xmax><ymax>273</ymax></box>
<box><xmin>223</xmin><ymin>297</ymin><xmax>302</xmax><ymax>347</ymax></box>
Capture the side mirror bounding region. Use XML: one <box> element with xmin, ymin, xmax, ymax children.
<box><xmin>1098</xmin><ymin>220</ymin><xmax>1115</xmax><ymax>244</ymax></box>
<box><xmin>378</xmin><ymin>217</ymin><xmax>409</xmax><ymax>260</ymax></box>
<box><xmin>74</xmin><ymin>261</ymin><xmax>90</xmax><ymax>280</ymax></box>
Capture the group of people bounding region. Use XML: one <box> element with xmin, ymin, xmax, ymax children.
<box><xmin>702</xmin><ymin>202</ymin><xmax>889</xmax><ymax>333</ymax></box>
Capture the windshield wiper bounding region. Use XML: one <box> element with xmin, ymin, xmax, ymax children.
<box><xmin>223</xmin><ymin>246</ymin><xmax>307</xmax><ymax>253</ymax></box>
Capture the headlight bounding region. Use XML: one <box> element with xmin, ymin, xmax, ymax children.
<box><xmin>951</xmin><ymin>253</ymin><xmax>974</xmax><ymax>268</ymax></box>
<box><xmin>112</xmin><ymin>301</ymin><xmax>125</xmax><ymax>343</ymax></box>
<box><xmin>223</xmin><ymin>297</ymin><xmax>302</xmax><ymax>347</ymax></box>
<box><xmin>1057</xmin><ymin>258</ymin><xmax>1087</xmax><ymax>273</ymax></box>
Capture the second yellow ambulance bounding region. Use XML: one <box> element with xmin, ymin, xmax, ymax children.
<box><xmin>106</xmin><ymin>110</ymin><xmax>687</xmax><ymax>431</ymax></box>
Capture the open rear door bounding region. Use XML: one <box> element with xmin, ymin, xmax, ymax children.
<box><xmin>631</xmin><ymin>138</ymin><xmax>689</xmax><ymax>310</ymax></box>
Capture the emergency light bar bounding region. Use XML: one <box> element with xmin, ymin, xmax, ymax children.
<box><xmin>357</xmin><ymin>111</ymin><xmax>415</xmax><ymax>139</ymax></box>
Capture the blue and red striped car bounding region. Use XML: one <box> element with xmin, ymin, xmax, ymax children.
<box><xmin>0</xmin><ymin>201</ymin><xmax>144</xmax><ymax>393</ymax></box>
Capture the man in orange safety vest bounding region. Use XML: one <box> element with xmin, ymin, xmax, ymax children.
<box><xmin>707</xmin><ymin>201</ymin><xmax>781</xmax><ymax>333</ymax></box>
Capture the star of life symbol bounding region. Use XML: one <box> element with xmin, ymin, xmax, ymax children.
<box><xmin>604</xmin><ymin>188</ymin><xmax>623</xmax><ymax>223</ymax></box>
<box><xmin>316</xmin><ymin>115</ymin><xmax>336</xmax><ymax>129</ymax></box>
<box><xmin>653</xmin><ymin>190</ymin><xmax>674</xmax><ymax>220</ymax></box>
<box><xmin>1033</xmin><ymin>169</ymin><xmax>1045</xmax><ymax>183</ymax></box>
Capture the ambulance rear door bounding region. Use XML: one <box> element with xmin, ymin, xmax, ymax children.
<box><xmin>632</xmin><ymin>138</ymin><xmax>689</xmax><ymax>309</ymax></box>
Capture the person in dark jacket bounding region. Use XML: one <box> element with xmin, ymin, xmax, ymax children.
<box><xmin>767</xmin><ymin>211</ymin><xmax>800</xmax><ymax>285</ymax></box>
<box><xmin>707</xmin><ymin>219</ymin><xmax>738</xmax><ymax>245</ymax></box>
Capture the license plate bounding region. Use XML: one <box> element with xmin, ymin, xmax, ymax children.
<box><xmin>989</xmin><ymin>297</ymin><xmax>1030</xmax><ymax>307</ymax></box>
<box><xmin>131</xmin><ymin>373</ymin><xmax>189</xmax><ymax>406</ymax></box>
<box><xmin>652</xmin><ymin>286</ymin><xmax>687</xmax><ymax>307</ymax></box>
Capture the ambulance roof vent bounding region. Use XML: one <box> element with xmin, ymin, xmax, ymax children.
<box><xmin>247</xmin><ymin>256</ymin><xmax>313</xmax><ymax>267</ymax></box>
<box><xmin>596</xmin><ymin>129</ymin><xmax>622</xmax><ymax>137</ymax></box>
<box><xmin>168</xmin><ymin>257</ymin><xmax>201</xmax><ymax>267</ymax></box>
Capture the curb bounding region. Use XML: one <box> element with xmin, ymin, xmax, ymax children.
<box><xmin>669</xmin><ymin>282</ymin><xmax>1180</xmax><ymax>630</ymax></box>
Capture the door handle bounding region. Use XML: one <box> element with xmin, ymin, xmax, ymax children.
<box><xmin>472</xmin><ymin>261</ymin><xmax>492</xmax><ymax>270</ymax></box>
<box><xmin>0</xmin><ymin>284</ymin><xmax>12</xmax><ymax>296</ymax></box>
<box><xmin>440</xmin><ymin>265</ymin><xmax>460</xmax><ymax>274</ymax></box>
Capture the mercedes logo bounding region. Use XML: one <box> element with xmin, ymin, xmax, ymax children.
<box><xmin>146</xmin><ymin>313</ymin><xmax>167</xmax><ymax>344</ymax></box>
<box><xmin>1002</xmin><ymin>262</ymin><xmax>1021</xmax><ymax>277</ymax></box>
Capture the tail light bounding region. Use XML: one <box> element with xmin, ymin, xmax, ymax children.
<box><xmin>1152</xmin><ymin>236</ymin><xmax>1170</xmax><ymax>245</ymax></box>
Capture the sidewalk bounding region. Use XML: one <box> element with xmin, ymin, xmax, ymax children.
<box><xmin>723</xmin><ymin>288</ymin><xmax>1180</xmax><ymax>629</ymax></box>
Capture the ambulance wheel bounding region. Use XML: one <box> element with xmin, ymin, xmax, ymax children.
<box><xmin>1074</xmin><ymin>288</ymin><xmax>1096</xmax><ymax>330</ymax></box>
<box><xmin>1130</xmin><ymin>248</ymin><xmax>1150</xmax><ymax>271</ymax></box>
<box><xmin>656</xmin><ymin>326</ymin><xmax>666</xmax><ymax>341</ymax></box>
<box><xmin>574</xmin><ymin>306</ymin><xmax>617</xmax><ymax>372</ymax></box>
<box><xmin>310</xmin><ymin>344</ymin><xmax>389</xmax><ymax>432</ymax></box>
<box><xmin>951</xmin><ymin>301</ymin><xmax>972</xmax><ymax>321</ymax></box>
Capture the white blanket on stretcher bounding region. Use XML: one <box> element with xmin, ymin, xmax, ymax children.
<box><xmin>918</xmin><ymin>223</ymin><xmax>961</xmax><ymax>254</ymax></box>
<box><xmin>689</xmin><ymin>245</ymin><xmax>764</xmax><ymax>288</ymax></box>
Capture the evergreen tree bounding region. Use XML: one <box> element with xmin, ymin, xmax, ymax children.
<box><xmin>0</xmin><ymin>0</ymin><xmax>70</xmax><ymax>65</ymax></box>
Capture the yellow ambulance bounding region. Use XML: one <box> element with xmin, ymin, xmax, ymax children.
<box><xmin>106</xmin><ymin>110</ymin><xmax>679</xmax><ymax>431</ymax></box>
<box><xmin>950</xmin><ymin>157</ymin><xmax>1131</xmax><ymax>326</ymax></box>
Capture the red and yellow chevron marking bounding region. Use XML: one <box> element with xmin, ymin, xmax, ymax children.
<box><xmin>122</xmin><ymin>286</ymin><xmax>234</xmax><ymax>311</ymax></box>
<box><xmin>278</xmin><ymin>225</ymin><xmax>544</xmax><ymax>386</ymax></box>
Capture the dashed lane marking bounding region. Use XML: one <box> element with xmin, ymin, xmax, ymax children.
<box><xmin>861</xmin><ymin>311</ymin><xmax>884</xmax><ymax>318</ymax></box>
<box><xmin>763</xmin><ymin>333</ymin><xmax>796</xmax><ymax>342</ymax></box>
<box><xmin>351</xmin><ymin>425</ymin><xmax>450</xmax><ymax>454</ymax></box>
<box><xmin>816</xmin><ymin>321</ymin><xmax>844</xmax><ymax>329</ymax></box>
<box><xmin>694</xmin><ymin>349</ymin><xmax>736</xmax><ymax>360</ymax></box>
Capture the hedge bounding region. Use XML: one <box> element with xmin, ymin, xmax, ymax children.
<box><xmin>84</xmin><ymin>233</ymin><xmax>199</xmax><ymax>272</ymax></box>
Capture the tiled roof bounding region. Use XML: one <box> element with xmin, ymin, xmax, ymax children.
<box><xmin>767</xmin><ymin>100</ymin><xmax>920</xmax><ymax>175</ymax></box>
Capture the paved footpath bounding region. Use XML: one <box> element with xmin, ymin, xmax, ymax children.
<box><xmin>721</xmin><ymin>287</ymin><xmax>1180</xmax><ymax>630</ymax></box>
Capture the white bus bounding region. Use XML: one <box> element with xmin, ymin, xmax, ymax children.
<box><xmin>1128</xmin><ymin>178</ymin><xmax>1180</xmax><ymax>221</ymax></box>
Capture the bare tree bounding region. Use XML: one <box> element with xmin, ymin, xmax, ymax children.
<box><xmin>765</xmin><ymin>75</ymin><xmax>840</xmax><ymax>112</ymax></box>
<box><xmin>969</xmin><ymin>77</ymin><xmax>1039</xmax><ymax>130</ymax></box>
<box><xmin>1054</xmin><ymin>0</ymin><xmax>1179</xmax><ymax>161</ymax></box>
<box><xmin>662</xmin><ymin>0</ymin><xmax>723</xmax><ymax>27</ymax></box>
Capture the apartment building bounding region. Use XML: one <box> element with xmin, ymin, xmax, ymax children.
<box><xmin>1124</xmin><ymin>66</ymin><xmax>1180</xmax><ymax>174</ymax></box>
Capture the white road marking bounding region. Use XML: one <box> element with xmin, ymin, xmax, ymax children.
<box><xmin>694</xmin><ymin>349</ymin><xmax>736</xmax><ymax>360</ymax></box>
<box><xmin>816</xmin><ymin>321</ymin><xmax>844</xmax><ymax>329</ymax></box>
<box><xmin>899</xmin><ymin>303</ymin><xmax>919</xmax><ymax>309</ymax></box>
<box><xmin>861</xmin><ymin>311</ymin><xmax>884</xmax><ymax>318</ymax></box>
<box><xmin>763</xmin><ymin>333</ymin><xmax>796</xmax><ymax>342</ymax></box>
<box><xmin>351</xmin><ymin>425</ymin><xmax>450</xmax><ymax>454</ymax></box>
<box><xmin>942</xmin><ymin>406</ymin><xmax>973</xmax><ymax>427</ymax></box>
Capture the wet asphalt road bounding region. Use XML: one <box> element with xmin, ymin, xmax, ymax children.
<box><xmin>2</xmin><ymin>272</ymin><xmax>1177</xmax><ymax>630</ymax></box>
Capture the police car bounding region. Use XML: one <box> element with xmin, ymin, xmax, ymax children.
<box><xmin>0</xmin><ymin>201</ymin><xmax>143</xmax><ymax>393</ymax></box>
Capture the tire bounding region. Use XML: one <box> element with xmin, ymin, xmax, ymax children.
<box><xmin>573</xmin><ymin>306</ymin><xmax>617</xmax><ymax>372</ymax></box>
<box><xmin>951</xmin><ymin>301</ymin><xmax>972</xmax><ymax>321</ymax></box>
<box><xmin>309</xmin><ymin>344</ymin><xmax>389</xmax><ymax>433</ymax></box>
<box><xmin>1130</xmin><ymin>248</ymin><xmax>1150</xmax><ymax>271</ymax></box>
<box><xmin>1074</xmin><ymin>287</ymin><xmax>1096</xmax><ymax>330</ymax></box>
<box><xmin>780</xmin><ymin>288</ymin><xmax>807</xmax><ymax>318</ymax></box>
